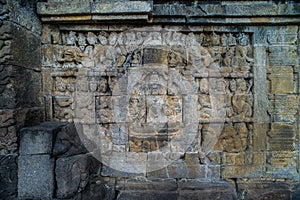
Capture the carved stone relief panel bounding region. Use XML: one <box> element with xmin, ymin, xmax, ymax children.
<box><xmin>45</xmin><ymin>28</ymin><xmax>255</xmax><ymax>175</ymax></box>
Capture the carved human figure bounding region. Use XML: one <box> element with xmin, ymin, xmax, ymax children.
<box><xmin>227</xmin><ymin>33</ymin><xmax>237</xmax><ymax>46</ymax></box>
<box><xmin>77</xmin><ymin>33</ymin><xmax>87</xmax><ymax>47</ymax></box>
<box><xmin>87</xmin><ymin>32</ymin><xmax>98</xmax><ymax>45</ymax></box>
<box><xmin>127</xmin><ymin>94</ymin><xmax>146</xmax><ymax>122</ymax></box>
<box><xmin>186</xmin><ymin>33</ymin><xmax>198</xmax><ymax>47</ymax></box>
<box><xmin>221</xmin><ymin>33</ymin><xmax>227</xmax><ymax>47</ymax></box>
<box><xmin>168</xmin><ymin>51</ymin><xmax>178</xmax><ymax>67</ymax></box>
<box><xmin>218</xmin><ymin>123</ymin><xmax>243</xmax><ymax>153</ymax></box>
<box><xmin>222</xmin><ymin>49</ymin><xmax>232</xmax><ymax>67</ymax></box>
<box><xmin>198</xmin><ymin>94</ymin><xmax>211</xmax><ymax>119</ymax></box>
<box><xmin>211</xmin><ymin>32</ymin><xmax>220</xmax><ymax>46</ymax></box>
<box><xmin>130</xmin><ymin>49</ymin><xmax>142</xmax><ymax>66</ymax></box>
<box><xmin>144</xmin><ymin>32</ymin><xmax>162</xmax><ymax>46</ymax></box>
<box><xmin>66</xmin><ymin>31</ymin><xmax>77</xmax><ymax>45</ymax></box>
<box><xmin>231</xmin><ymin>79</ymin><xmax>253</xmax><ymax>120</ymax></box>
<box><xmin>232</xmin><ymin>33</ymin><xmax>254</xmax><ymax>76</ymax></box>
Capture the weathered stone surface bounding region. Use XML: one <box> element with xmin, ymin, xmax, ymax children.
<box><xmin>268</xmin><ymin>45</ymin><xmax>298</xmax><ymax>66</ymax></box>
<box><xmin>116</xmin><ymin>178</ymin><xmax>178</xmax><ymax>200</ymax></box>
<box><xmin>37</xmin><ymin>2</ymin><xmax>91</xmax><ymax>15</ymax></box>
<box><xmin>0</xmin><ymin>155</ymin><xmax>17</xmax><ymax>200</ymax></box>
<box><xmin>238</xmin><ymin>180</ymin><xmax>291</xmax><ymax>200</ymax></box>
<box><xmin>8</xmin><ymin>22</ymin><xmax>41</xmax><ymax>69</ymax></box>
<box><xmin>7</xmin><ymin>1</ymin><xmax>300</xmax><ymax>199</ymax></box>
<box><xmin>178</xmin><ymin>181</ymin><xmax>237</xmax><ymax>200</ymax></box>
<box><xmin>91</xmin><ymin>1</ymin><xmax>152</xmax><ymax>14</ymax></box>
<box><xmin>53</xmin><ymin>123</ymin><xmax>88</xmax><ymax>157</ymax></box>
<box><xmin>268</xmin><ymin>66</ymin><xmax>294</xmax><ymax>94</ymax></box>
<box><xmin>274</xmin><ymin>95</ymin><xmax>298</xmax><ymax>123</ymax></box>
<box><xmin>20</xmin><ymin>122</ymin><xmax>67</xmax><ymax>155</ymax></box>
<box><xmin>55</xmin><ymin>154</ymin><xmax>100</xmax><ymax>199</ymax></box>
<box><xmin>267</xmin><ymin>123</ymin><xmax>296</xmax><ymax>151</ymax></box>
<box><xmin>18</xmin><ymin>155</ymin><xmax>54</xmax><ymax>199</ymax></box>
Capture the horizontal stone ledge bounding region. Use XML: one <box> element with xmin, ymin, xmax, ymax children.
<box><xmin>37</xmin><ymin>1</ymin><xmax>152</xmax><ymax>16</ymax></box>
<box><xmin>37</xmin><ymin>2</ymin><xmax>91</xmax><ymax>15</ymax></box>
<box><xmin>40</xmin><ymin>15</ymin><xmax>300</xmax><ymax>25</ymax></box>
<box><xmin>153</xmin><ymin>3</ymin><xmax>300</xmax><ymax>17</ymax></box>
<box><xmin>91</xmin><ymin>1</ymin><xmax>152</xmax><ymax>14</ymax></box>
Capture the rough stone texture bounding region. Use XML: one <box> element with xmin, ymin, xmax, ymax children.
<box><xmin>237</xmin><ymin>180</ymin><xmax>292</xmax><ymax>200</ymax></box>
<box><xmin>55</xmin><ymin>154</ymin><xmax>91</xmax><ymax>199</ymax></box>
<box><xmin>0</xmin><ymin>1</ymin><xmax>43</xmax><ymax>199</ymax></box>
<box><xmin>18</xmin><ymin>154</ymin><xmax>54</xmax><ymax>199</ymax></box>
<box><xmin>0</xmin><ymin>155</ymin><xmax>18</xmax><ymax>200</ymax></box>
<box><xmin>0</xmin><ymin>0</ymin><xmax>299</xmax><ymax>199</ymax></box>
<box><xmin>116</xmin><ymin>179</ymin><xmax>237</xmax><ymax>200</ymax></box>
<box><xmin>20</xmin><ymin>122</ymin><xmax>67</xmax><ymax>155</ymax></box>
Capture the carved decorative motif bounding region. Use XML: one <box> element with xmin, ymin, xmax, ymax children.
<box><xmin>45</xmin><ymin>29</ymin><xmax>254</xmax><ymax>170</ymax></box>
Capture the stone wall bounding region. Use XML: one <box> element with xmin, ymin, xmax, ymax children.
<box><xmin>0</xmin><ymin>0</ymin><xmax>300</xmax><ymax>199</ymax></box>
<box><xmin>0</xmin><ymin>0</ymin><xmax>43</xmax><ymax>199</ymax></box>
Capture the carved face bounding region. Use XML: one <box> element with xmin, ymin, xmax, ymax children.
<box><xmin>98</xmin><ymin>35</ymin><xmax>108</xmax><ymax>45</ymax></box>
<box><xmin>229</xmin><ymin>79</ymin><xmax>237</xmax><ymax>92</ymax></box>
<box><xmin>109</xmin><ymin>32</ymin><xmax>118</xmax><ymax>46</ymax></box>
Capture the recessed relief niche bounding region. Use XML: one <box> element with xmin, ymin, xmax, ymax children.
<box><xmin>45</xmin><ymin>28</ymin><xmax>254</xmax><ymax>173</ymax></box>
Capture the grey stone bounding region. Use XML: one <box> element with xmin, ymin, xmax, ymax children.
<box><xmin>20</xmin><ymin>122</ymin><xmax>66</xmax><ymax>155</ymax></box>
<box><xmin>91</xmin><ymin>1</ymin><xmax>152</xmax><ymax>14</ymax></box>
<box><xmin>18</xmin><ymin>155</ymin><xmax>54</xmax><ymax>199</ymax></box>
<box><xmin>117</xmin><ymin>190</ymin><xmax>178</xmax><ymax>200</ymax></box>
<box><xmin>178</xmin><ymin>181</ymin><xmax>237</xmax><ymax>200</ymax></box>
<box><xmin>0</xmin><ymin>155</ymin><xmax>17</xmax><ymax>200</ymax></box>
<box><xmin>53</xmin><ymin>123</ymin><xmax>88</xmax><ymax>157</ymax></box>
<box><xmin>237</xmin><ymin>180</ymin><xmax>291</xmax><ymax>200</ymax></box>
<box><xmin>37</xmin><ymin>2</ymin><xmax>91</xmax><ymax>15</ymax></box>
<box><xmin>116</xmin><ymin>178</ymin><xmax>178</xmax><ymax>200</ymax></box>
<box><xmin>56</xmin><ymin>154</ymin><xmax>90</xmax><ymax>199</ymax></box>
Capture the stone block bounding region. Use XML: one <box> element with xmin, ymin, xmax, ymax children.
<box><xmin>37</xmin><ymin>2</ymin><xmax>91</xmax><ymax>15</ymax></box>
<box><xmin>101</xmin><ymin>165</ymin><xmax>145</xmax><ymax>178</ymax></box>
<box><xmin>116</xmin><ymin>178</ymin><xmax>177</xmax><ymax>200</ymax></box>
<box><xmin>18</xmin><ymin>155</ymin><xmax>54</xmax><ymax>199</ymax></box>
<box><xmin>0</xmin><ymin>155</ymin><xmax>17</xmax><ymax>200</ymax></box>
<box><xmin>91</xmin><ymin>1</ymin><xmax>152</xmax><ymax>14</ymax></box>
<box><xmin>269</xmin><ymin>66</ymin><xmax>294</xmax><ymax>94</ymax></box>
<box><xmin>266</xmin><ymin>151</ymin><xmax>298</xmax><ymax>178</ymax></box>
<box><xmin>0</xmin><ymin>65</ymin><xmax>42</xmax><ymax>109</ymax></box>
<box><xmin>101</xmin><ymin>152</ymin><xmax>147</xmax><ymax>177</ymax></box>
<box><xmin>20</xmin><ymin>122</ymin><xmax>66</xmax><ymax>155</ymax></box>
<box><xmin>274</xmin><ymin>95</ymin><xmax>298</xmax><ymax>123</ymax></box>
<box><xmin>116</xmin><ymin>178</ymin><xmax>177</xmax><ymax>191</ymax></box>
<box><xmin>9</xmin><ymin>22</ymin><xmax>41</xmax><ymax>70</ymax></box>
<box><xmin>267</xmin><ymin>123</ymin><xmax>296</xmax><ymax>151</ymax></box>
<box><xmin>53</xmin><ymin>123</ymin><xmax>88</xmax><ymax>157</ymax></box>
<box><xmin>237</xmin><ymin>180</ymin><xmax>291</xmax><ymax>200</ymax></box>
<box><xmin>178</xmin><ymin>181</ymin><xmax>237</xmax><ymax>200</ymax></box>
<box><xmin>267</xmin><ymin>26</ymin><xmax>298</xmax><ymax>45</ymax></box>
<box><xmin>56</xmin><ymin>154</ymin><xmax>97</xmax><ymax>199</ymax></box>
<box><xmin>0</xmin><ymin>125</ymin><xmax>17</xmax><ymax>154</ymax></box>
<box><xmin>268</xmin><ymin>45</ymin><xmax>297</xmax><ymax>66</ymax></box>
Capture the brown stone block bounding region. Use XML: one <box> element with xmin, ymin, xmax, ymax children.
<box><xmin>221</xmin><ymin>152</ymin><xmax>263</xmax><ymax>178</ymax></box>
<box><xmin>267</xmin><ymin>123</ymin><xmax>296</xmax><ymax>151</ymax></box>
<box><xmin>268</xmin><ymin>66</ymin><xmax>294</xmax><ymax>94</ymax></box>
<box><xmin>274</xmin><ymin>95</ymin><xmax>298</xmax><ymax>123</ymax></box>
<box><xmin>237</xmin><ymin>180</ymin><xmax>291</xmax><ymax>200</ymax></box>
